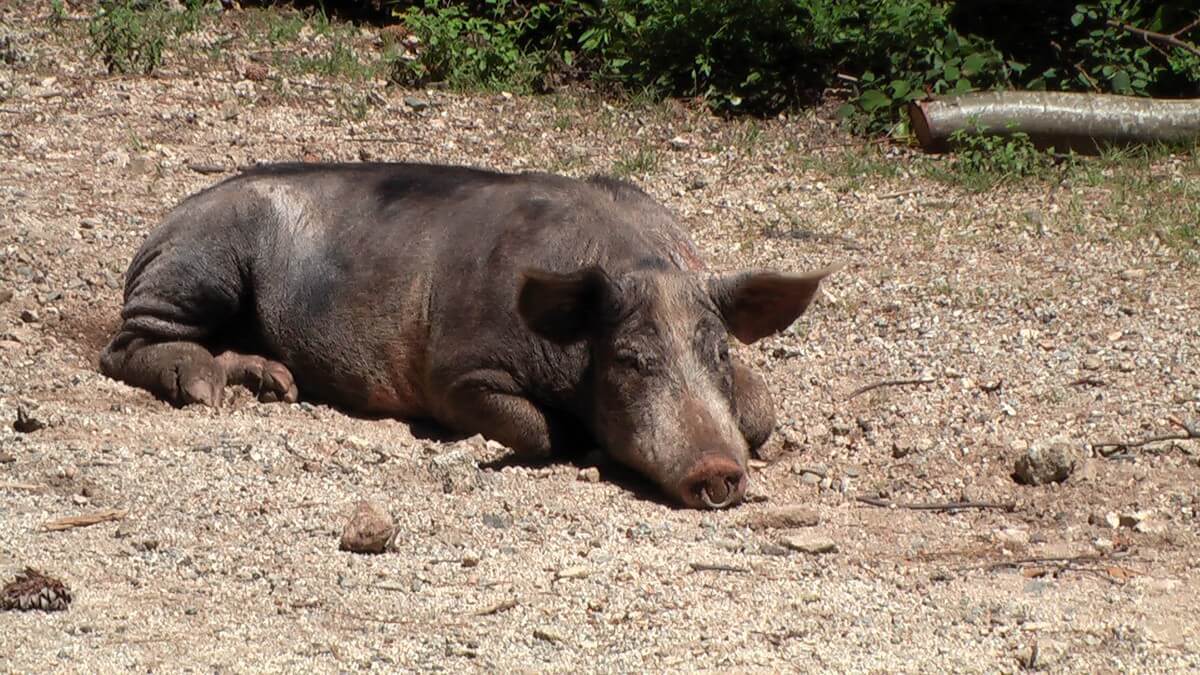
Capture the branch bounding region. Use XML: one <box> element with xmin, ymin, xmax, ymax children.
<box><xmin>1108</xmin><ymin>19</ymin><xmax>1200</xmax><ymax>58</ymax></box>
<box><xmin>856</xmin><ymin>496</ymin><xmax>1015</xmax><ymax>512</ymax></box>
<box><xmin>1092</xmin><ymin>417</ymin><xmax>1200</xmax><ymax>456</ymax></box>
<box><xmin>846</xmin><ymin>377</ymin><xmax>935</xmax><ymax>400</ymax></box>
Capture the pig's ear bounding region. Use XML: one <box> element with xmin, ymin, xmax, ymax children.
<box><xmin>518</xmin><ymin>266</ymin><xmax>612</xmax><ymax>344</ymax></box>
<box><xmin>709</xmin><ymin>264</ymin><xmax>843</xmax><ymax>344</ymax></box>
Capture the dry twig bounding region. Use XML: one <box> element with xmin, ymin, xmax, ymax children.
<box><xmin>1093</xmin><ymin>417</ymin><xmax>1199</xmax><ymax>456</ymax></box>
<box><xmin>475</xmin><ymin>598</ymin><xmax>519</xmax><ymax>616</ymax></box>
<box><xmin>856</xmin><ymin>496</ymin><xmax>1015</xmax><ymax>512</ymax></box>
<box><xmin>847</xmin><ymin>377</ymin><xmax>935</xmax><ymax>400</ymax></box>
<box><xmin>42</xmin><ymin>508</ymin><xmax>129</xmax><ymax>531</ymax></box>
<box><xmin>689</xmin><ymin>561</ymin><xmax>750</xmax><ymax>574</ymax></box>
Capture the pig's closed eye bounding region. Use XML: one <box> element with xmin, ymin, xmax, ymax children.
<box><xmin>616</xmin><ymin>349</ymin><xmax>660</xmax><ymax>374</ymax></box>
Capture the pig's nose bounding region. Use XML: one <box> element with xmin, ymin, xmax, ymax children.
<box><xmin>683</xmin><ymin>457</ymin><xmax>747</xmax><ymax>509</ymax></box>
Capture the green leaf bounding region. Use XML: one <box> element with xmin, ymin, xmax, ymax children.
<box><xmin>962</xmin><ymin>53</ymin><xmax>987</xmax><ymax>76</ymax></box>
<box><xmin>890</xmin><ymin>79</ymin><xmax>911</xmax><ymax>98</ymax></box>
<box><xmin>835</xmin><ymin>103</ymin><xmax>856</xmax><ymax>120</ymax></box>
<box><xmin>944</xmin><ymin>64</ymin><xmax>960</xmax><ymax>80</ymax></box>
<box><xmin>1111</xmin><ymin>70</ymin><xmax>1131</xmax><ymax>93</ymax></box>
<box><xmin>859</xmin><ymin>89</ymin><xmax>891</xmax><ymax>112</ymax></box>
<box><xmin>1070</xmin><ymin>12</ymin><xmax>1084</xmax><ymax>26</ymax></box>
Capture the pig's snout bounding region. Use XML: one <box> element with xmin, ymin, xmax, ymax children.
<box><xmin>680</xmin><ymin>454</ymin><xmax>747</xmax><ymax>509</ymax></box>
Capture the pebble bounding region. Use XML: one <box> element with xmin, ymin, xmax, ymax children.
<box><xmin>577</xmin><ymin>467</ymin><xmax>600</xmax><ymax>483</ymax></box>
<box><xmin>426</xmin><ymin>447</ymin><xmax>482</xmax><ymax>494</ymax></box>
<box><xmin>741</xmin><ymin>505</ymin><xmax>820</xmax><ymax>530</ymax></box>
<box><xmin>555</xmin><ymin>565</ymin><xmax>590</xmax><ymax>580</ymax></box>
<box><xmin>0</xmin><ymin>289</ymin><xmax>11</xmax><ymax>305</ymax></box>
<box><xmin>339</xmin><ymin>500</ymin><xmax>394</xmax><ymax>554</ymax></box>
<box><xmin>1082</xmin><ymin>355</ymin><xmax>1102</xmax><ymax>370</ymax></box>
<box><xmin>1012</xmin><ymin>438</ymin><xmax>1076</xmax><ymax>485</ymax></box>
<box><xmin>533</xmin><ymin>628</ymin><xmax>565</xmax><ymax>644</ymax></box>
<box><xmin>19</xmin><ymin>309</ymin><xmax>38</xmax><ymax>323</ymax></box>
<box><xmin>460</xmin><ymin>551</ymin><xmax>481</xmax><ymax>568</ymax></box>
<box><xmin>779</xmin><ymin>533</ymin><xmax>838</xmax><ymax>555</ymax></box>
<box><xmin>403</xmin><ymin>96</ymin><xmax>430</xmax><ymax>111</ymax></box>
<box><xmin>743</xmin><ymin>481</ymin><xmax>770</xmax><ymax>503</ymax></box>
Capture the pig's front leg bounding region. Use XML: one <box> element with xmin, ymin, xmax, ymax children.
<box><xmin>439</xmin><ymin>370</ymin><xmax>572</xmax><ymax>460</ymax></box>
<box><xmin>732</xmin><ymin>360</ymin><xmax>775</xmax><ymax>453</ymax></box>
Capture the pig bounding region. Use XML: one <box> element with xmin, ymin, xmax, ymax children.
<box><xmin>100</xmin><ymin>162</ymin><xmax>839</xmax><ymax>509</ymax></box>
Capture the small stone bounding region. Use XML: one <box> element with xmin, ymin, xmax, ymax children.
<box><xmin>99</xmin><ymin>149</ymin><xmax>130</xmax><ymax>167</ymax></box>
<box><xmin>19</xmin><ymin>309</ymin><xmax>38</xmax><ymax>323</ymax></box>
<box><xmin>1082</xmin><ymin>355</ymin><xmax>1102</xmax><ymax>370</ymax></box>
<box><xmin>0</xmin><ymin>289</ymin><xmax>11</xmax><ymax>304</ymax></box>
<box><xmin>555</xmin><ymin>565</ymin><xmax>590</xmax><ymax>580</ymax></box>
<box><xmin>779</xmin><ymin>533</ymin><xmax>838</xmax><ymax>555</ymax></box>
<box><xmin>1089</xmin><ymin>511</ymin><xmax>1120</xmax><ymax>529</ymax></box>
<box><xmin>577</xmin><ymin>467</ymin><xmax>601</xmax><ymax>483</ymax></box>
<box><xmin>243</xmin><ymin>63</ymin><xmax>269</xmax><ymax>82</ymax></box>
<box><xmin>668</xmin><ymin>135</ymin><xmax>691</xmax><ymax>150</ymax></box>
<box><xmin>687</xmin><ymin>176</ymin><xmax>710</xmax><ymax>191</ymax></box>
<box><xmin>460</xmin><ymin>551</ymin><xmax>481</xmax><ymax>568</ymax></box>
<box><xmin>1013</xmin><ymin>438</ymin><xmax>1077</xmax><ymax>485</ymax></box>
<box><xmin>403</xmin><ymin>96</ymin><xmax>430</xmax><ymax>111</ymax></box>
<box><xmin>1117</xmin><ymin>360</ymin><xmax>1135</xmax><ymax>373</ymax></box>
<box><xmin>819</xmin><ymin>477</ymin><xmax>833</xmax><ymax>491</ymax></box>
<box><xmin>426</xmin><ymin>448</ymin><xmax>482</xmax><ymax>494</ymax></box>
<box><xmin>339</xmin><ymin>500</ymin><xmax>394</xmax><ymax>554</ymax></box>
<box><xmin>743</xmin><ymin>481</ymin><xmax>769</xmax><ymax>503</ymax></box>
<box><xmin>533</xmin><ymin>627</ymin><xmax>564</xmax><ymax>644</ymax></box>
<box><xmin>758</xmin><ymin>542</ymin><xmax>791</xmax><ymax>556</ymax></box>
<box><xmin>741</xmin><ymin>505</ymin><xmax>820</xmax><ymax>530</ymax></box>
<box><xmin>799</xmin><ymin>471</ymin><xmax>821</xmax><ymax>486</ymax></box>
<box><xmin>994</xmin><ymin>528</ymin><xmax>1030</xmax><ymax>547</ymax></box>
<box><xmin>1118</xmin><ymin>269</ymin><xmax>1147</xmax><ymax>281</ymax></box>
<box><xmin>1118</xmin><ymin>511</ymin><xmax>1150</xmax><ymax>529</ymax></box>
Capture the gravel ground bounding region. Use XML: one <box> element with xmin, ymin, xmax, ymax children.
<box><xmin>2</xmin><ymin>4</ymin><xmax>1199</xmax><ymax>673</ymax></box>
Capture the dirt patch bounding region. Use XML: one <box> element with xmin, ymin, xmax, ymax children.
<box><xmin>1</xmin><ymin>4</ymin><xmax>1199</xmax><ymax>672</ymax></box>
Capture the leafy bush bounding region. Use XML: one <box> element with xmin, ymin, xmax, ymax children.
<box><xmin>392</xmin><ymin>0</ymin><xmax>558</xmax><ymax>92</ymax></box>
<box><xmin>89</xmin><ymin>0</ymin><xmax>213</xmax><ymax>75</ymax></box>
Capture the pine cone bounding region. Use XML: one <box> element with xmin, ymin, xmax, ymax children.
<box><xmin>1</xmin><ymin>568</ymin><xmax>72</xmax><ymax>612</ymax></box>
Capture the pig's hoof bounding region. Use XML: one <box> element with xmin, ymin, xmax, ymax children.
<box><xmin>172</xmin><ymin>363</ymin><xmax>225</xmax><ymax>408</ymax></box>
<box><xmin>216</xmin><ymin>352</ymin><xmax>300</xmax><ymax>404</ymax></box>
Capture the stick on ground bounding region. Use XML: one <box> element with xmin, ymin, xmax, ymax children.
<box><xmin>856</xmin><ymin>496</ymin><xmax>1015</xmax><ymax>512</ymax></box>
<box><xmin>689</xmin><ymin>561</ymin><xmax>750</xmax><ymax>574</ymax></box>
<box><xmin>42</xmin><ymin>508</ymin><xmax>129</xmax><ymax>532</ymax></box>
<box><xmin>1093</xmin><ymin>417</ymin><xmax>1200</xmax><ymax>456</ymax></box>
<box><xmin>847</xmin><ymin>377</ymin><xmax>935</xmax><ymax>400</ymax></box>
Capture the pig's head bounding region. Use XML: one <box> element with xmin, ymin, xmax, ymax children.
<box><xmin>517</xmin><ymin>262</ymin><xmax>838</xmax><ymax>509</ymax></box>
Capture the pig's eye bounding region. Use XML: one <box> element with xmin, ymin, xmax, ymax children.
<box><xmin>615</xmin><ymin>349</ymin><xmax>660</xmax><ymax>374</ymax></box>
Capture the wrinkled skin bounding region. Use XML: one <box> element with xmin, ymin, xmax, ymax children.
<box><xmin>100</xmin><ymin>163</ymin><xmax>838</xmax><ymax>509</ymax></box>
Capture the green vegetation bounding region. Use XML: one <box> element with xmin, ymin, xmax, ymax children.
<box><xmin>88</xmin><ymin>0</ymin><xmax>214</xmax><ymax>74</ymax></box>
<box><xmin>381</xmin><ymin>1</ymin><xmax>1199</xmax><ymax>133</ymax></box>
